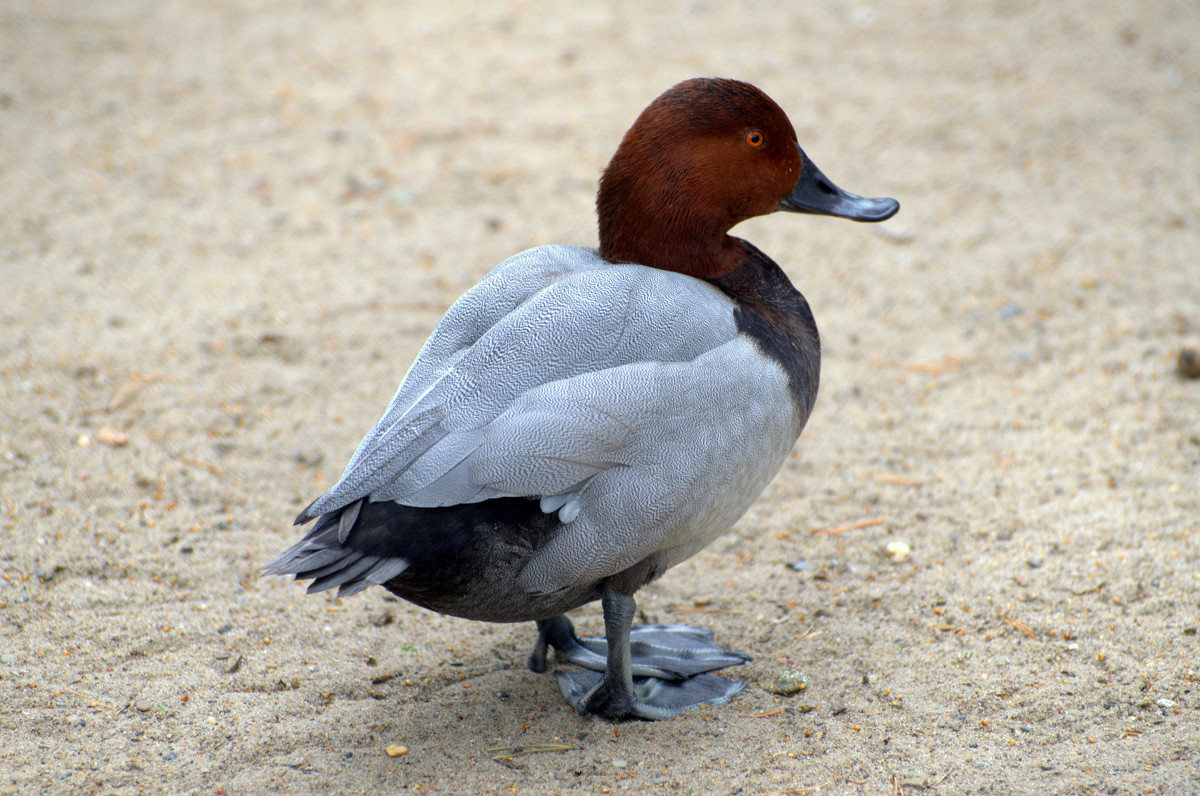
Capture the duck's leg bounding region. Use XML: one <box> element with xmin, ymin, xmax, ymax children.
<box><xmin>575</xmin><ymin>586</ymin><xmax>638</xmax><ymax>718</ymax></box>
<box><xmin>528</xmin><ymin>615</ymin><xmax>579</xmax><ymax>674</ymax></box>
<box><xmin>544</xmin><ymin>585</ymin><xmax>748</xmax><ymax>720</ymax></box>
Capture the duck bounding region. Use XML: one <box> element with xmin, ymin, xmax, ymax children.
<box><xmin>266</xmin><ymin>77</ymin><xmax>899</xmax><ymax>720</ymax></box>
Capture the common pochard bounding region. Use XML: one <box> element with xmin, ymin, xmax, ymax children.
<box><xmin>267</xmin><ymin>77</ymin><xmax>899</xmax><ymax>720</ymax></box>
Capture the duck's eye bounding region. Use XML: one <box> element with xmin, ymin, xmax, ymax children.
<box><xmin>745</xmin><ymin>131</ymin><xmax>765</xmax><ymax>148</ymax></box>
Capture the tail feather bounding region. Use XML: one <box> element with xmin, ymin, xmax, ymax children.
<box><xmin>294</xmin><ymin>496</ymin><xmax>321</xmax><ymax>526</ymax></box>
<box><xmin>335</xmin><ymin>558</ymin><xmax>411</xmax><ymax>598</ymax></box>
<box><xmin>307</xmin><ymin>553</ymin><xmax>380</xmax><ymax>593</ymax></box>
<box><xmin>272</xmin><ymin>544</ymin><xmax>347</xmax><ymax>574</ymax></box>
<box><xmin>265</xmin><ymin>501</ymin><xmax>410</xmax><ymax>599</ymax></box>
<box><xmin>301</xmin><ymin>550</ymin><xmax>366</xmax><ymax>583</ymax></box>
<box><xmin>268</xmin><ymin>495</ymin><xmax>551</xmax><ymax>600</ymax></box>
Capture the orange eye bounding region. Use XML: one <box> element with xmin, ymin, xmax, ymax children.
<box><xmin>746</xmin><ymin>130</ymin><xmax>764</xmax><ymax>147</ymax></box>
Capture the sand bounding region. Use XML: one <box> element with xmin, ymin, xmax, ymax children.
<box><xmin>2</xmin><ymin>1</ymin><xmax>1198</xmax><ymax>793</ymax></box>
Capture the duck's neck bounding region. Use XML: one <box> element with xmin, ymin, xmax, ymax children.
<box><xmin>707</xmin><ymin>239</ymin><xmax>822</xmax><ymax>421</ymax></box>
<box><xmin>599</xmin><ymin>227</ymin><xmax>747</xmax><ymax>280</ymax></box>
<box><xmin>597</xmin><ymin>159</ymin><xmax>748</xmax><ymax>279</ymax></box>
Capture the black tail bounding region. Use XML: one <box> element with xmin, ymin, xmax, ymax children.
<box><xmin>264</xmin><ymin>499</ymin><xmax>411</xmax><ymax>598</ymax></box>
<box><xmin>265</xmin><ymin>496</ymin><xmax>549</xmax><ymax>599</ymax></box>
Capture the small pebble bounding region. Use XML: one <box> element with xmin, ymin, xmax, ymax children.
<box><xmin>611</xmin><ymin>758</ymin><xmax>627</xmax><ymax>768</ymax></box>
<box><xmin>764</xmin><ymin>670</ymin><xmax>808</xmax><ymax>696</ymax></box>
<box><xmin>884</xmin><ymin>540</ymin><xmax>911</xmax><ymax>563</ymax></box>
<box><xmin>385</xmin><ymin>745</ymin><xmax>409</xmax><ymax>758</ymax></box>
<box><xmin>693</xmin><ymin>595</ymin><xmax>712</xmax><ymax>607</ymax></box>
<box><xmin>1156</xmin><ymin>698</ymin><xmax>1176</xmax><ymax>709</ymax></box>
<box><xmin>291</xmin><ymin>448</ymin><xmax>325</xmax><ymax>467</ymax></box>
<box><xmin>97</xmin><ymin>427</ymin><xmax>129</xmax><ymax>447</ymax></box>
<box><xmin>1177</xmin><ymin>347</ymin><xmax>1200</xmax><ymax>379</ymax></box>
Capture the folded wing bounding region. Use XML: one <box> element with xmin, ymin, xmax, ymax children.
<box><xmin>301</xmin><ymin>246</ymin><xmax>740</xmax><ymax>521</ymax></box>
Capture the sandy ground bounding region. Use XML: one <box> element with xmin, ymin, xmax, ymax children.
<box><xmin>3</xmin><ymin>1</ymin><xmax>1199</xmax><ymax>793</ymax></box>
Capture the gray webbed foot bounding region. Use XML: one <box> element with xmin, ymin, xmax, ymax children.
<box><xmin>555</xmin><ymin>669</ymin><xmax>747</xmax><ymax>721</ymax></box>
<box><xmin>563</xmin><ymin>623</ymin><xmax>750</xmax><ymax>680</ymax></box>
<box><xmin>597</xmin><ymin>623</ymin><xmax>750</xmax><ymax>679</ymax></box>
<box><xmin>529</xmin><ymin>616</ymin><xmax>749</xmax><ymax>680</ymax></box>
<box><xmin>530</xmin><ymin>597</ymin><xmax>749</xmax><ymax>720</ymax></box>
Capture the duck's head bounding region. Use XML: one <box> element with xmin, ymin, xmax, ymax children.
<box><xmin>597</xmin><ymin>78</ymin><xmax>899</xmax><ymax>279</ymax></box>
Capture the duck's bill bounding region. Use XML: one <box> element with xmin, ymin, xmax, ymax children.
<box><xmin>778</xmin><ymin>147</ymin><xmax>899</xmax><ymax>222</ymax></box>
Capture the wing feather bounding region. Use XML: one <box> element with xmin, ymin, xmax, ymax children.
<box><xmin>302</xmin><ymin>246</ymin><xmax>739</xmax><ymax>520</ymax></box>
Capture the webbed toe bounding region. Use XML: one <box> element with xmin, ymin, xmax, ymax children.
<box><xmin>556</xmin><ymin>670</ymin><xmax>747</xmax><ymax>720</ymax></box>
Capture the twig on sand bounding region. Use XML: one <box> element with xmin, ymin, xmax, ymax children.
<box><xmin>78</xmin><ymin>372</ymin><xmax>171</xmax><ymax>416</ymax></box>
<box><xmin>181</xmin><ymin>458</ymin><xmax>222</xmax><ymax>475</ymax></box>
<box><xmin>870</xmin><ymin>471</ymin><xmax>923</xmax><ymax>488</ymax></box>
<box><xmin>871</xmin><ymin>355</ymin><xmax>964</xmax><ymax>376</ymax></box>
<box><xmin>763</xmin><ymin>781</ymin><xmax>832</xmax><ymax>795</ymax></box>
<box><xmin>811</xmin><ymin>517</ymin><xmax>888</xmax><ymax>536</ymax></box>
<box><xmin>488</xmin><ymin>743</ymin><xmax>582</xmax><ymax>760</ymax></box>
<box><xmin>894</xmin><ymin>768</ymin><xmax>955</xmax><ymax>791</ymax></box>
<box><xmin>60</xmin><ymin>687</ymin><xmax>116</xmax><ymax>711</ymax></box>
<box><xmin>1002</xmin><ymin>615</ymin><xmax>1039</xmax><ymax>639</ymax></box>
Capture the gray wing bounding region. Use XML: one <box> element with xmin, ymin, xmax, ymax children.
<box><xmin>303</xmin><ymin>245</ymin><xmax>741</xmax><ymax>519</ymax></box>
<box><xmin>361</xmin><ymin>245</ymin><xmax>613</xmax><ymax>438</ymax></box>
<box><xmin>467</xmin><ymin>339</ymin><xmax>803</xmax><ymax>595</ymax></box>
